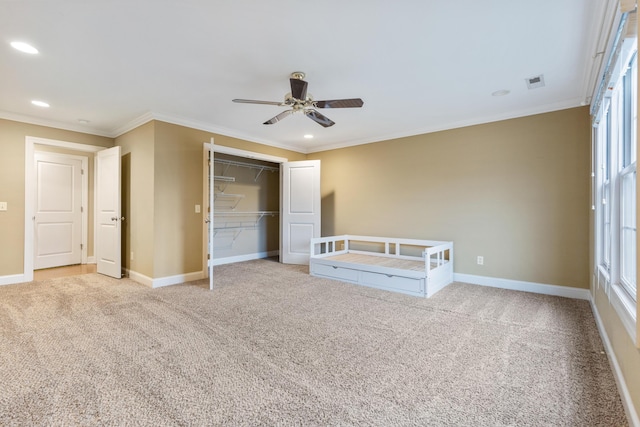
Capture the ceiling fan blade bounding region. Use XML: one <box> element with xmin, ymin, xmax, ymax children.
<box><xmin>233</xmin><ymin>99</ymin><xmax>284</xmax><ymax>106</ymax></box>
<box><xmin>290</xmin><ymin>78</ymin><xmax>308</xmax><ymax>100</ymax></box>
<box><xmin>263</xmin><ymin>109</ymin><xmax>294</xmax><ymax>125</ymax></box>
<box><xmin>315</xmin><ymin>98</ymin><xmax>364</xmax><ymax>108</ymax></box>
<box><xmin>305</xmin><ymin>109</ymin><xmax>335</xmax><ymax>127</ymax></box>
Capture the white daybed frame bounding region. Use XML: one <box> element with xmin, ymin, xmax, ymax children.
<box><xmin>309</xmin><ymin>235</ymin><xmax>454</xmax><ymax>298</ymax></box>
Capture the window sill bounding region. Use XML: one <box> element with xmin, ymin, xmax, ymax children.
<box><xmin>611</xmin><ymin>282</ymin><xmax>638</xmax><ymax>346</ymax></box>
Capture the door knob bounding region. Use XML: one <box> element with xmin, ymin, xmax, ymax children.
<box><xmin>111</xmin><ymin>217</ymin><xmax>125</xmax><ymax>221</ymax></box>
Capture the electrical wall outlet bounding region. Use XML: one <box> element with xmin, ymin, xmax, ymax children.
<box><xmin>0</xmin><ymin>202</ymin><xmax>7</xmax><ymax>211</ymax></box>
<box><xmin>477</xmin><ymin>256</ymin><xmax>484</xmax><ymax>265</ymax></box>
<box><xmin>130</xmin><ymin>251</ymin><xmax>134</xmax><ymax>261</ymax></box>
<box><xmin>195</xmin><ymin>204</ymin><xmax>201</xmax><ymax>213</ymax></box>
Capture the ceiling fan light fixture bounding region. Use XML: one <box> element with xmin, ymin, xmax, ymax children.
<box><xmin>304</xmin><ymin>134</ymin><xmax>314</xmax><ymax>139</ymax></box>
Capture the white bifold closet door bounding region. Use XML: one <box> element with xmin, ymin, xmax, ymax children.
<box><xmin>280</xmin><ymin>160</ymin><xmax>321</xmax><ymax>265</ymax></box>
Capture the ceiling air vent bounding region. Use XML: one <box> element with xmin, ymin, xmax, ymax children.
<box><xmin>525</xmin><ymin>74</ymin><xmax>545</xmax><ymax>89</ymax></box>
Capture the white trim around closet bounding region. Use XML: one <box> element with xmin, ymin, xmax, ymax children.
<box><xmin>212</xmin><ymin>143</ymin><xmax>288</xmax><ymax>164</ymax></box>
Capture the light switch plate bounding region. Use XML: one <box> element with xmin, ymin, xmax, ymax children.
<box><xmin>0</xmin><ymin>202</ymin><xmax>7</xmax><ymax>211</ymax></box>
<box><xmin>195</xmin><ymin>204</ymin><xmax>201</xmax><ymax>213</ymax></box>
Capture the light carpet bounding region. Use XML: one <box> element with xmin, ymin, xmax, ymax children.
<box><xmin>0</xmin><ymin>259</ymin><xmax>628</xmax><ymax>426</ymax></box>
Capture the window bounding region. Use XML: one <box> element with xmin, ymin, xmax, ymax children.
<box><xmin>593</xmin><ymin>33</ymin><xmax>637</xmax><ymax>344</ymax></box>
<box><xmin>620</xmin><ymin>53</ymin><xmax>637</xmax><ymax>301</ymax></box>
<box><xmin>601</xmin><ymin>104</ymin><xmax>612</xmax><ymax>271</ymax></box>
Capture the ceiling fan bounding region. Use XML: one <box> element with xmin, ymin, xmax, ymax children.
<box><xmin>232</xmin><ymin>72</ymin><xmax>364</xmax><ymax>128</ymax></box>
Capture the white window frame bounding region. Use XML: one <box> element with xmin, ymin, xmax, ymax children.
<box><xmin>593</xmin><ymin>36</ymin><xmax>637</xmax><ymax>346</ymax></box>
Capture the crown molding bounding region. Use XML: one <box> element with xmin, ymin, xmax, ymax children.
<box><xmin>110</xmin><ymin>112</ymin><xmax>155</xmax><ymax>137</ymax></box>
<box><xmin>307</xmin><ymin>98</ymin><xmax>586</xmax><ymax>153</ymax></box>
<box><xmin>0</xmin><ymin>110</ymin><xmax>113</xmax><ymax>138</ymax></box>
<box><xmin>115</xmin><ymin>111</ymin><xmax>307</xmax><ymax>154</ymax></box>
<box><xmin>2</xmin><ymin>98</ymin><xmax>588</xmax><ymax>156</ymax></box>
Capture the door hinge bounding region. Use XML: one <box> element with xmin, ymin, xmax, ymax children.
<box><xmin>81</xmin><ymin>206</ymin><xmax>84</xmax><ymax>213</ymax></box>
<box><xmin>81</xmin><ymin>169</ymin><xmax>84</xmax><ymax>175</ymax></box>
<box><xmin>81</xmin><ymin>243</ymin><xmax>83</xmax><ymax>250</ymax></box>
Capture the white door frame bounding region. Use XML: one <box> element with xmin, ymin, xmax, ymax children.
<box><xmin>33</xmin><ymin>151</ymin><xmax>88</xmax><ymax>269</ymax></box>
<box><xmin>202</xmin><ymin>140</ymin><xmax>288</xmax><ymax>288</ymax></box>
<box><xmin>24</xmin><ymin>136</ymin><xmax>104</xmax><ymax>282</ymax></box>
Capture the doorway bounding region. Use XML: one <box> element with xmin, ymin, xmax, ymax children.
<box><xmin>203</xmin><ymin>143</ymin><xmax>287</xmax><ymax>277</ymax></box>
<box><xmin>24</xmin><ymin>137</ymin><xmax>105</xmax><ymax>283</ymax></box>
<box><xmin>202</xmin><ymin>142</ymin><xmax>321</xmax><ymax>288</ymax></box>
<box><xmin>33</xmin><ymin>264</ymin><xmax>97</xmax><ymax>281</ymax></box>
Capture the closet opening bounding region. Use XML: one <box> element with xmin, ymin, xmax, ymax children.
<box><xmin>209</xmin><ymin>152</ymin><xmax>281</xmax><ymax>266</ymax></box>
<box><xmin>202</xmin><ymin>142</ymin><xmax>320</xmax><ymax>289</ymax></box>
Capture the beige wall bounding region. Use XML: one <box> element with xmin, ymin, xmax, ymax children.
<box><xmin>117</xmin><ymin>122</ymin><xmax>155</xmax><ymax>278</ymax></box>
<box><xmin>0</xmin><ymin>119</ymin><xmax>113</xmax><ymax>276</ymax></box>
<box><xmin>310</xmin><ymin>107</ymin><xmax>591</xmax><ymax>288</ymax></box>
<box><xmin>152</xmin><ymin>121</ymin><xmax>207</xmax><ymax>278</ymax></box>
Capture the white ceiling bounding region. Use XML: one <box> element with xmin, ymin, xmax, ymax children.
<box><xmin>1</xmin><ymin>0</ymin><xmax>604</xmax><ymax>153</ymax></box>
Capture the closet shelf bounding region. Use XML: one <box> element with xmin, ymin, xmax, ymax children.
<box><xmin>213</xmin><ymin>211</ymin><xmax>278</xmax><ymax>230</ymax></box>
<box><xmin>213</xmin><ymin>193</ymin><xmax>245</xmax><ymax>210</ymax></box>
<box><xmin>214</xmin><ymin>158</ymin><xmax>278</xmax><ymax>181</ymax></box>
<box><xmin>214</xmin><ymin>175</ymin><xmax>235</xmax><ymax>182</ymax></box>
<box><xmin>213</xmin><ymin>176</ymin><xmax>235</xmax><ymax>192</ymax></box>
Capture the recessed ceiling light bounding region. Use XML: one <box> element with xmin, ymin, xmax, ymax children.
<box><xmin>10</xmin><ymin>41</ymin><xmax>39</xmax><ymax>54</ymax></box>
<box><xmin>31</xmin><ymin>100</ymin><xmax>50</xmax><ymax>108</ymax></box>
<box><xmin>491</xmin><ymin>89</ymin><xmax>511</xmax><ymax>97</ymax></box>
<box><xmin>304</xmin><ymin>134</ymin><xmax>314</xmax><ymax>139</ymax></box>
<box><xmin>78</xmin><ymin>119</ymin><xmax>91</xmax><ymax>124</ymax></box>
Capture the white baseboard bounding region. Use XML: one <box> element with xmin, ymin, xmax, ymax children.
<box><xmin>125</xmin><ymin>269</ymin><xmax>153</xmax><ymax>287</ymax></box>
<box><xmin>591</xmin><ymin>300</ymin><xmax>640</xmax><ymax>427</ymax></box>
<box><xmin>453</xmin><ymin>273</ymin><xmax>591</xmax><ymax>300</ymax></box>
<box><xmin>86</xmin><ymin>256</ymin><xmax>96</xmax><ymax>264</ymax></box>
<box><xmin>125</xmin><ymin>269</ymin><xmax>205</xmax><ymax>288</ymax></box>
<box><xmin>212</xmin><ymin>250</ymin><xmax>279</xmax><ymax>266</ymax></box>
<box><xmin>151</xmin><ymin>271</ymin><xmax>204</xmax><ymax>288</ymax></box>
<box><xmin>0</xmin><ymin>274</ymin><xmax>28</xmax><ymax>286</ymax></box>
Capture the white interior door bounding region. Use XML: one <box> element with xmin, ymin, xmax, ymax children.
<box><xmin>209</xmin><ymin>147</ymin><xmax>214</xmax><ymax>290</ymax></box>
<box><xmin>281</xmin><ymin>160</ymin><xmax>321</xmax><ymax>264</ymax></box>
<box><xmin>33</xmin><ymin>153</ymin><xmax>82</xmax><ymax>269</ymax></box>
<box><xmin>96</xmin><ymin>146</ymin><xmax>122</xmax><ymax>278</ymax></box>
<box><xmin>202</xmin><ymin>143</ymin><xmax>215</xmax><ymax>290</ymax></box>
